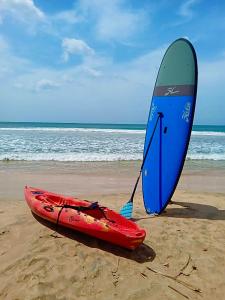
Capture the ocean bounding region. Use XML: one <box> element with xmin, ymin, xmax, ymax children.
<box><xmin>0</xmin><ymin>122</ymin><xmax>224</xmax><ymax>162</ymax></box>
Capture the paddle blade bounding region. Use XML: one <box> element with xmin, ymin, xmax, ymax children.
<box><xmin>120</xmin><ymin>201</ymin><xmax>133</xmax><ymax>219</ymax></box>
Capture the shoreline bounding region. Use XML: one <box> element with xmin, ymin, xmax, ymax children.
<box><xmin>0</xmin><ymin>160</ymin><xmax>225</xmax><ymax>201</ymax></box>
<box><xmin>1</xmin><ymin>158</ymin><xmax>225</xmax><ymax>167</ymax></box>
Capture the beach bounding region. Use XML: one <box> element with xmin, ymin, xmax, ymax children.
<box><xmin>1</xmin><ymin>2</ymin><xmax>225</xmax><ymax>299</ymax></box>
<box><xmin>0</xmin><ymin>160</ymin><xmax>225</xmax><ymax>300</ymax></box>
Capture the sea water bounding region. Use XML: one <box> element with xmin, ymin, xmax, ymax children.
<box><xmin>0</xmin><ymin>122</ymin><xmax>224</xmax><ymax>162</ymax></box>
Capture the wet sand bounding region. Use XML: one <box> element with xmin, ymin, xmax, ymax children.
<box><xmin>0</xmin><ymin>161</ymin><xmax>225</xmax><ymax>299</ymax></box>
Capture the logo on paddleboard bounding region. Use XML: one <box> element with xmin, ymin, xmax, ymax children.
<box><xmin>182</xmin><ymin>102</ymin><xmax>191</xmax><ymax>123</ymax></box>
<box><xmin>150</xmin><ymin>103</ymin><xmax>157</xmax><ymax>121</ymax></box>
<box><xmin>164</xmin><ymin>87</ymin><xmax>180</xmax><ymax>96</ymax></box>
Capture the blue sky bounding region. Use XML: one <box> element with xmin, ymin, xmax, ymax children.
<box><xmin>0</xmin><ymin>0</ymin><xmax>225</xmax><ymax>124</ymax></box>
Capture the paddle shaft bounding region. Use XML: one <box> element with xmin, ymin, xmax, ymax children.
<box><xmin>129</xmin><ymin>112</ymin><xmax>163</xmax><ymax>203</ymax></box>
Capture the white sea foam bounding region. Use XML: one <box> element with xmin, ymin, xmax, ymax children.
<box><xmin>0</xmin><ymin>153</ymin><xmax>143</xmax><ymax>162</ymax></box>
<box><xmin>0</xmin><ymin>127</ymin><xmax>145</xmax><ymax>134</ymax></box>
<box><xmin>191</xmin><ymin>131</ymin><xmax>225</xmax><ymax>137</ymax></box>
<box><xmin>187</xmin><ymin>153</ymin><xmax>225</xmax><ymax>161</ymax></box>
<box><xmin>1</xmin><ymin>127</ymin><xmax>225</xmax><ymax>136</ymax></box>
<box><xmin>1</xmin><ymin>151</ymin><xmax>225</xmax><ymax>161</ymax></box>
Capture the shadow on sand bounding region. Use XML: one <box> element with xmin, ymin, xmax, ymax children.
<box><xmin>133</xmin><ymin>200</ymin><xmax>225</xmax><ymax>221</ymax></box>
<box><xmin>161</xmin><ymin>201</ymin><xmax>225</xmax><ymax>221</ymax></box>
<box><xmin>32</xmin><ymin>212</ymin><xmax>156</xmax><ymax>263</ymax></box>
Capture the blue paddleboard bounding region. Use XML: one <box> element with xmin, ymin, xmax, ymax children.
<box><xmin>142</xmin><ymin>38</ymin><xmax>198</xmax><ymax>214</ymax></box>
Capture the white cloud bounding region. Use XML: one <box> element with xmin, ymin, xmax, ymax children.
<box><xmin>34</xmin><ymin>79</ymin><xmax>59</xmax><ymax>92</ymax></box>
<box><xmin>192</xmin><ymin>58</ymin><xmax>225</xmax><ymax>124</ymax></box>
<box><xmin>0</xmin><ymin>0</ymin><xmax>147</xmax><ymax>43</ymax></box>
<box><xmin>52</xmin><ymin>10</ymin><xmax>81</xmax><ymax>25</ymax></box>
<box><xmin>0</xmin><ymin>35</ymin><xmax>30</xmax><ymax>79</ymax></box>
<box><xmin>0</xmin><ymin>0</ymin><xmax>45</xmax><ymax>24</ymax></box>
<box><xmin>96</xmin><ymin>6</ymin><xmax>143</xmax><ymax>41</ymax></box>
<box><xmin>62</xmin><ymin>38</ymin><xmax>95</xmax><ymax>62</ymax></box>
<box><xmin>179</xmin><ymin>0</ymin><xmax>200</xmax><ymax>19</ymax></box>
<box><xmin>83</xmin><ymin>66</ymin><xmax>102</xmax><ymax>77</ymax></box>
<box><xmin>78</xmin><ymin>0</ymin><xmax>147</xmax><ymax>42</ymax></box>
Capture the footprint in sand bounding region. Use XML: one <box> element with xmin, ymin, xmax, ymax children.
<box><xmin>0</xmin><ymin>230</ymin><xmax>9</xmax><ymax>236</ymax></box>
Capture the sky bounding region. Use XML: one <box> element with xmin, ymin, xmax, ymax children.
<box><xmin>0</xmin><ymin>0</ymin><xmax>225</xmax><ymax>125</ymax></box>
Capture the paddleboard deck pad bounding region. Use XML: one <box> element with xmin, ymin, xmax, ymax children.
<box><xmin>142</xmin><ymin>38</ymin><xmax>198</xmax><ymax>214</ymax></box>
<box><xmin>24</xmin><ymin>186</ymin><xmax>146</xmax><ymax>250</ymax></box>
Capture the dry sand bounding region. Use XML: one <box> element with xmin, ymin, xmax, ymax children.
<box><xmin>0</xmin><ymin>161</ymin><xmax>225</xmax><ymax>300</ymax></box>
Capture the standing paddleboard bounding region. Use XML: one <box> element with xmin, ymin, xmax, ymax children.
<box><xmin>142</xmin><ymin>38</ymin><xmax>198</xmax><ymax>214</ymax></box>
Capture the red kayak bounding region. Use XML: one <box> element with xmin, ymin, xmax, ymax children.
<box><xmin>24</xmin><ymin>186</ymin><xmax>146</xmax><ymax>250</ymax></box>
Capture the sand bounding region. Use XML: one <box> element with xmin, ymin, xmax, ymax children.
<box><xmin>0</xmin><ymin>161</ymin><xmax>225</xmax><ymax>300</ymax></box>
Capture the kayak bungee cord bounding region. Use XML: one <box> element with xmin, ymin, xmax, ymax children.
<box><xmin>43</xmin><ymin>201</ymin><xmax>115</xmax><ymax>231</ymax></box>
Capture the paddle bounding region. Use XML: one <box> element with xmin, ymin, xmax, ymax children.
<box><xmin>120</xmin><ymin>112</ymin><xmax>163</xmax><ymax>219</ymax></box>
